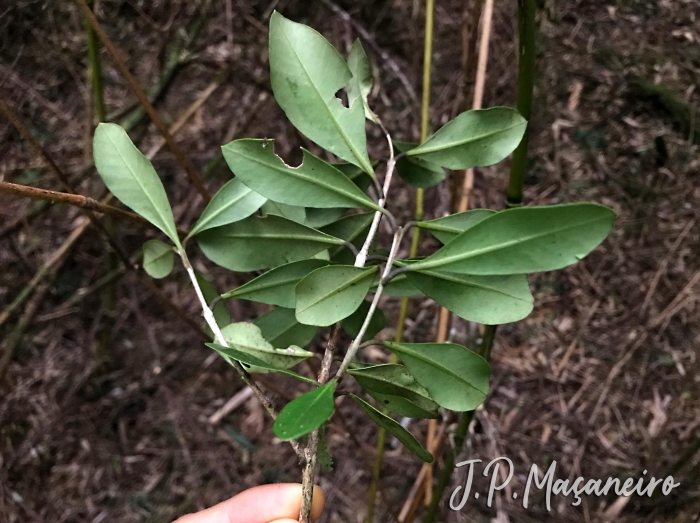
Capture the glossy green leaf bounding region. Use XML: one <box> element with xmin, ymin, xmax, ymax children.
<box><xmin>196</xmin><ymin>271</ymin><xmax>231</xmax><ymax>330</ymax></box>
<box><xmin>220</xmin><ymin>322</ymin><xmax>313</xmax><ymax>369</ymax></box>
<box><xmin>350</xmin><ymin>394</ymin><xmax>433</xmax><ymax>462</ymax></box>
<box><xmin>406</xmin><ymin>270</ymin><xmax>533</xmax><ymax>324</ymax></box>
<box><xmin>254</xmin><ymin>307</ymin><xmax>318</xmax><ymax>349</ymax></box>
<box><xmin>262</xmin><ymin>200</ymin><xmax>306</xmax><ymax>224</ymax></box>
<box><xmin>394</xmin><ymin>141</ymin><xmax>446</xmax><ymax>189</ymax></box>
<box><xmin>223</xmin><ymin>139</ymin><xmax>380</xmax><ymax>211</ymax></box>
<box><xmin>348</xmin><ymin>364</ymin><xmax>439</xmax><ymax>419</ymax></box>
<box><xmin>142</xmin><ymin>239</ymin><xmax>174</xmax><ymax>279</ymax></box>
<box><xmin>197</xmin><ymin>214</ymin><xmax>345</xmax><ymax>272</ymax></box>
<box><xmin>93</xmin><ymin>123</ymin><xmax>179</xmax><ymax>246</ymax></box>
<box><xmin>347</xmin><ymin>39</ymin><xmax>378</xmax><ymax>123</ymax></box>
<box><xmin>409</xmin><ymin>203</ymin><xmax>616</xmax><ymax>275</ymax></box>
<box><xmin>320</xmin><ymin>212</ymin><xmax>374</xmax><ymax>257</ymax></box>
<box><xmin>206</xmin><ymin>342</ymin><xmax>315</xmax><ymax>383</ymax></box>
<box><xmin>295</xmin><ymin>265</ymin><xmax>378</xmax><ymax>326</ymax></box>
<box><xmin>269</xmin><ymin>12</ymin><xmax>373</xmax><ymax>175</ymax></box>
<box><xmin>222</xmin><ymin>259</ymin><xmax>330</xmax><ymax>308</ymax></box>
<box><xmin>274</xmin><ymin>381</ymin><xmax>337</xmax><ymax>440</ymax></box>
<box><xmin>383</xmin><ymin>341</ymin><xmax>491</xmax><ymax>411</ymax></box>
<box><xmin>406</xmin><ymin>107</ymin><xmax>527</xmax><ymax>169</ymax></box>
<box><xmin>187</xmin><ymin>178</ymin><xmax>266</xmax><ymax>238</ymax></box>
<box><xmin>342</xmin><ymin>300</ymin><xmax>385</xmax><ymax>339</ymax></box>
<box><xmin>417</xmin><ymin>209</ymin><xmax>495</xmax><ymax>244</ymax></box>
<box><xmin>304</xmin><ymin>208</ymin><xmax>346</xmax><ymax>228</ymax></box>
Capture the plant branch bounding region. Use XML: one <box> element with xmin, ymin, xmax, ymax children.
<box><xmin>355</xmin><ymin>127</ymin><xmax>396</xmax><ymax>267</ymax></box>
<box><xmin>336</xmin><ymin>228</ymin><xmax>404</xmax><ymax>379</ymax></box>
<box><xmin>73</xmin><ymin>0</ymin><xmax>212</xmax><ymax>202</ymax></box>
<box><xmin>177</xmin><ymin>249</ymin><xmax>303</xmax><ymax>460</ymax></box>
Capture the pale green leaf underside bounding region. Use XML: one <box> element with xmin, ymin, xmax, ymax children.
<box><xmin>274</xmin><ymin>381</ymin><xmax>337</xmax><ymax>440</ymax></box>
<box><xmin>222</xmin><ymin>139</ymin><xmax>380</xmax><ymax>211</ymax></box>
<box><xmin>347</xmin><ymin>39</ymin><xmax>378</xmax><ymax>123</ymax></box>
<box><xmin>222</xmin><ymin>259</ymin><xmax>331</xmax><ymax>308</ymax></box>
<box><xmin>350</xmin><ymin>394</ymin><xmax>433</xmax><ymax>462</ymax></box>
<box><xmin>407</xmin><ymin>270</ymin><xmax>533</xmax><ymax>324</ymax></box>
<box><xmin>197</xmin><ymin>214</ymin><xmax>345</xmax><ymax>272</ymax></box>
<box><xmin>394</xmin><ymin>141</ymin><xmax>446</xmax><ymax>189</ymax></box>
<box><xmin>348</xmin><ymin>364</ymin><xmax>439</xmax><ymax>419</ymax></box>
<box><xmin>295</xmin><ymin>265</ymin><xmax>378</xmax><ymax>326</ymax></box>
<box><xmin>406</xmin><ymin>107</ymin><xmax>527</xmax><ymax>170</ymax></box>
<box><xmin>188</xmin><ymin>178</ymin><xmax>266</xmax><ymax>238</ymax></box>
<box><xmin>254</xmin><ymin>307</ymin><xmax>318</xmax><ymax>349</ymax></box>
<box><xmin>220</xmin><ymin>322</ymin><xmax>313</xmax><ymax>369</ymax></box>
<box><xmin>384</xmin><ymin>341</ymin><xmax>491</xmax><ymax>412</ymax></box>
<box><xmin>206</xmin><ymin>342</ymin><xmax>315</xmax><ymax>384</ymax></box>
<box><xmin>93</xmin><ymin>123</ymin><xmax>179</xmax><ymax>246</ymax></box>
<box><xmin>417</xmin><ymin>209</ymin><xmax>495</xmax><ymax>244</ymax></box>
<box><xmin>142</xmin><ymin>239</ymin><xmax>174</xmax><ymax>279</ymax></box>
<box><xmin>409</xmin><ymin>203</ymin><xmax>616</xmax><ymax>275</ymax></box>
<box><xmin>262</xmin><ymin>200</ymin><xmax>306</xmax><ymax>224</ymax></box>
<box><xmin>269</xmin><ymin>12</ymin><xmax>373</xmax><ymax>175</ymax></box>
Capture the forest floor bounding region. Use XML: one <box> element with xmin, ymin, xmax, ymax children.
<box><xmin>1</xmin><ymin>1</ymin><xmax>699</xmax><ymax>522</ymax></box>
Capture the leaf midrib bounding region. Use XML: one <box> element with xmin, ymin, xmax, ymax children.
<box><xmin>236</xmin><ymin>146</ymin><xmax>376</xmax><ymax>210</ymax></box>
<box><xmin>221</xmin><ymin>231</ymin><xmax>345</xmax><ymax>245</ymax></box>
<box><xmin>280</xmin><ymin>25</ymin><xmax>371</xmax><ymax>174</ymax></box>
<box><xmin>413</xmin><ymin>215</ymin><xmax>608</xmax><ymax>271</ymax></box>
<box><xmin>412</xmin><ymin>270</ymin><xmax>532</xmax><ymax>303</ymax></box>
<box><xmin>392</xmin><ymin>346</ymin><xmax>488</xmax><ymax>396</ymax></box>
<box><xmin>107</xmin><ymin>132</ymin><xmax>176</xmax><ymax>244</ymax></box>
<box><xmin>297</xmin><ymin>267</ymin><xmax>375</xmax><ymax>315</ymax></box>
<box><xmin>408</xmin><ymin>120</ymin><xmax>524</xmax><ymax>156</ymax></box>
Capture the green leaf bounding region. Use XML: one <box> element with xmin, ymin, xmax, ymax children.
<box><xmin>222</xmin><ymin>259</ymin><xmax>330</xmax><ymax>308</ymax></box>
<box><xmin>269</xmin><ymin>12</ymin><xmax>373</xmax><ymax>175</ymax></box>
<box><xmin>347</xmin><ymin>39</ymin><xmax>378</xmax><ymax>123</ymax></box>
<box><xmin>320</xmin><ymin>212</ymin><xmax>374</xmax><ymax>257</ymax></box>
<box><xmin>394</xmin><ymin>141</ymin><xmax>446</xmax><ymax>189</ymax></box>
<box><xmin>142</xmin><ymin>239</ymin><xmax>174</xmax><ymax>279</ymax></box>
<box><xmin>342</xmin><ymin>300</ymin><xmax>385</xmax><ymax>339</ymax></box>
<box><xmin>254</xmin><ymin>307</ymin><xmax>318</xmax><ymax>349</ymax></box>
<box><xmin>196</xmin><ymin>271</ymin><xmax>231</xmax><ymax>331</ymax></box>
<box><xmin>93</xmin><ymin>123</ymin><xmax>180</xmax><ymax>246</ymax></box>
<box><xmin>206</xmin><ymin>342</ymin><xmax>315</xmax><ymax>383</ymax></box>
<box><xmin>334</xmin><ymin>162</ymin><xmax>374</xmax><ymax>192</ymax></box>
<box><xmin>417</xmin><ymin>209</ymin><xmax>495</xmax><ymax>244</ymax></box>
<box><xmin>223</xmin><ymin>139</ymin><xmax>380</xmax><ymax>211</ymax></box>
<box><xmin>304</xmin><ymin>208</ymin><xmax>346</xmax><ymax>228</ymax></box>
<box><xmin>219</xmin><ymin>322</ymin><xmax>313</xmax><ymax>369</ymax></box>
<box><xmin>406</xmin><ymin>107</ymin><xmax>527</xmax><ymax>169</ymax></box>
<box><xmin>408</xmin><ymin>203</ymin><xmax>616</xmax><ymax>275</ymax></box>
<box><xmin>262</xmin><ymin>200</ymin><xmax>306</xmax><ymax>224</ymax></box>
<box><xmin>406</xmin><ymin>270</ymin><xmax>533</xmax><ymax>324</ymax></box>
<box><xmin>348</xmin><ymin>364</ymin><xmax>439</xmax><ymax>419</ymax></box>
<box><xmin>383</xmin><ymin>341</ymin><xmax>491</xmax><ymax>411</ymax></box>
<box><xmin>273</xmin><ymin>381</ymin><xmax>337</xmax><ymax>440</ymax></box>
<box><xmin>381</xmin><ymin>273</ymin><xmax>422</xmax><ymax>297</ymax></box>
<box><xmin>197</xmin><ymin>214</ymin><xmax>345</xmax><ymax>272</ymax></box>
<box><xmin>350</xmin><ymin>394</ymin><xmax>433</xmax><ymax>462</ymax></box>
<box><xmin>187</xmin><ymin>178</ymin><xmax>267</xmax><ymax>238</ymax></box>
<box><xmin>295</xmin><ymin>265</ymin><xmax>378</xmax><ymax>326</ymax></box>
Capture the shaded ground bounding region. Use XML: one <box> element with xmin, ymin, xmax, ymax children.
<box><xmin>1</xmin><ymin>1</ymin><xmax>699</xmax><ymax>522</ymax></box>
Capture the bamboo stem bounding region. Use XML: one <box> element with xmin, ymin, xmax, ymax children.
<box><xmin>366</xmin><ymin>2</ymin><xmax>435</xmax><ymax>521</ymax></box>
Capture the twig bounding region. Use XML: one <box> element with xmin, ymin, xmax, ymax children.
<box><xmin>73</xmin><ymin>0</ymin><xmax>212</xmax><ymax>202</ymax></box>
<box><xmin>0</xmin><ymin>182</ymin><xmax>152</xmax><ymax>229</ymax></box>
<box><xmin>178</xmin><ymin>249</ymin><xmax>304</xmax><ymax>460</ymax></box>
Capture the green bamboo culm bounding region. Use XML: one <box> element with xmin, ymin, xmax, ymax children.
<box><xmin>506</xmin><ymin>0</ymin><xmax>536</xmax><ymax>207</ymax></box>
<box><xmin>364</xmin><ymin>0</ymin><xmax>435</xmax><ymax>521</ymax></box>
<box><xmin>422</xmin><ymin>0</ymin><xmax>536</xmax><ymax>520</ymax></box>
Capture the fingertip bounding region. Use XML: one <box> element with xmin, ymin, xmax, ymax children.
<box><xmin>311</xmin><ymin>485</ymin><xmax>325</xmax><ymax>522</ymax></box>
<box><xmin>268</xmin><ymin>519</ymin><xmax>299</xmax><ymax>523</ymax></box>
